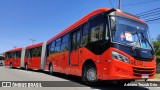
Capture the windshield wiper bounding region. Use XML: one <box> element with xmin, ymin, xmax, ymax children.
<box><xmin>131</xmin><ymin>31</ymin><xmax>154</xmax><ymax>54</ymax></box>
<box><xmin>140</xmin><ymin>32</ymin><xmax>155</xmax><ymax>54</ymax></box>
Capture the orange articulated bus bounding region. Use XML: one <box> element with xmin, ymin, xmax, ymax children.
<box><xmin>45</xmin><ymin>8</ymin><xmax>156</xmax><ymax>85</ymax></box>
<box><xmin>5</xmin><ymin>42</ymin><xmax>47</xmax><ymax>70</ymax></box>
<box><xmin>4</xmin><ymin>8</ymin><xmax>156</xmax><ymax>85</ymax></box>
<box><xmin>5</xmin><ymin>48</ymin><xmax>22</xmax><ymax>68</ymax></box>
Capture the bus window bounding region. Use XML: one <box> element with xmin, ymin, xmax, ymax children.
<box><xmin>81</xmin><ymin>24</ymin><xmax>88</xmax><ymax>47</ymax></box>
<box><xmin>61</xmin><ymin>34</ymin><xmax>69</xmax><ymax>52</ymax></box>
<box><xmin>12</xmin><ymin>52</ymin><xmax>16</xmax><ymax>59</ymax></box>
<box><xmin>62</xmin><ymin>34</ymin><xmax>69</xmax><ymax>43</ymax></box>
<box><xmin>55</xmin><ymin>38</ymin><xmax>61</xmax><ymax>53</ymax></box>
<box><xmin>5</xmin><ymin>53</ymin><xmax>8</xmax><ymax>59</ymax></box>
<box><xmin>61</xmin><ymin>43</ymin><xmax>68</xmax><ymax>51</ymax></box>
<box><xmin>30</xmin><ymin>49</ymin><xmax>33</xmax><ymax>58</ymax></box>
<box><xmin>46</xmin><ymin>44</ymin><xmax>51</xmax><ymax>56</ymax></box>
<box><xmin>71</xmin><ymin>32</ymin><xmax>76</xmax><ymax>50</ymax></box>
<box><xmin>56</xmin><ymin>38</ymin><xmax>61</xmax><ymax>46</ymax></box>
<box><xmin>25</xmin><ymin>49</ymin><xmax>30</xmax><ymax>58</ymax></box>
<box><xmin>16</xmin><ymin>51</ymin><xmax>21</xmax><ymax>58</ymax></box>
<box><xmin>36</xmin><ymin>47</ymin><xmax>42</xmax><ymax>56</ymax></box>
<box><xmin>31</xmin><ymin>47</ymin><xmax>42</xmax><ymax>57</ymax></box>
<box><xmin>55</xmin><ymin>46</ymin><xmax>60</xmax><ymax>53</ymax></box>
<box><xmin>10</xmin><ymin>52</ymin><xmax>13</xmax><ymax>58</ymax></box>
<box><xmin>50</xmin><ymin>41</ymin><xmax>55</xmax><ymax>54</ymax></box>
<box><xmin>76</xmin><ymin>30</ymin><xmax>81</xmax><ymax>48</ymax></box>
<box><xmin>90</xmin><ymin>24</ymin><xmax>103</xmax><ymax>42</ymax></box>
<box><xmin>105</xmin><ymin>23</ymin><xmax>109</xmax><ymax>40</ymax></box>
<box><xmin>7</xmin><ymin>53</ymin><xmax>10</xmax><ymax>59</ymax></box>
<box><xmin>32</xmin><ymin>48</ymin><xmax>37</xmax><ymax>57</ymax></box>
<box><xmin>71</xmin><ymin>28</ymin><xmax>82</xmax><ymax>50</ymax></box>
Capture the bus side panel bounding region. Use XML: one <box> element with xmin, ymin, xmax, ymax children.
<box><xmin>4</xmin><ymin>58</ymin><xmax>10</xmax><ymax>66</ymax></box>
<box><xmin>34</xmin><ymin>57</ymin><xmax>41</xmax><ymax>69</ymax></box>
<box><xmin>18</xmin><ymin>58</ymin><xmax>21</xmax><ymax>67</ymax></box>
<box><xmin>45</xmin><ymin>51</ymin><xmax>69</xmax><ymax>74</ymax></box>
<box><xmin>12</xmin><ymin>58</ymin><xmax>15</xmax><ymax>67</ymax></box>
<box><xmin>53</xmin><ymin>53</ymin><xmax>63</xmax><ymax>72</ymax></box>
<box><xmin>64</xmin><ymin>47</ymin><xmax>104</xmax><ymax>78</ymax></box>
<box><xmin>15</xmin><ymin>58</ymin><xmax>21</xmax><ymax>68</ymax></box>
<box><xmin>28</xmin><ymin>57</ymin><xmax>32</xmax><ymax>69</ymax></box>
<box><xmin>28</xmin><ymin>57</ymin><xmax>41</xmax><ymax>70</ymax></box>
<box><xmin>59</xmin><ymin>51</ymin><xmax>69</xmax><ymax>74</ymax></box>
<box><xmin>78</xmin><ymin>47</ymin><xmax>104</xmax><ymax>78</ymax></box>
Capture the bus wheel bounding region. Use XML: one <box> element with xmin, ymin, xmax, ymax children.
<box><xmin>25</xmin><ymin>64</ymin><xmax>28</xmax><ymax>70</ymax></box>
<box><xmin>10</xmin><ymin>63</ymin><xmax>12</xmax><ymax>68</ymax></box>
<box><xmin>49</xmin><ymin>64</ymin><xmax>53</xmax><ymax>75</ymax></box>
<box><xmin>82</xmin><ymin>64</ymin><xmax>98</xmax><ymax>86</ymax></box>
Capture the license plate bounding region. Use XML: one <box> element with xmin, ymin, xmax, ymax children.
<box><xmin>142</xmin><ymin>74</ymin><xmax>149</xmax><ymax>78</ymax></box>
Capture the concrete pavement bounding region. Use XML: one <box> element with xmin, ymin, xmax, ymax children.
<box><xmin>0</xmin><ymin>66</ymin><xmax>160</xmax><ymax>90</ymax></box>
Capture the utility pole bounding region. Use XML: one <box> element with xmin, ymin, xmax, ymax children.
<box><xmin>30</xmin><ymin>39</ymin><xmax>36</xmax><ymax>45</ymax></box>
<box><xmin>118</xmin><ymin>0</ymin><xmax>121</xmax><ymax>10</ymax></box>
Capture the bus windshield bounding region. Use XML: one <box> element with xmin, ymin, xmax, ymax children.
<box><xmin>111</xmin><ymin>16</ymin><xmax>153</xmax><ymax>50</ymax></box>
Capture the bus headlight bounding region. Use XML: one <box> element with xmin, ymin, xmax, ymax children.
<box><xmin>112</xmin><ymin>51</ymin><xmax>130</xmax><ymax>64</ymax></box>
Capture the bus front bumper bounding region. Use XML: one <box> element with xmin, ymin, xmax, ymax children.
<box><xmin>101</xmin><ymin>59</ymin><xmax>156</xmax><ymax>80</ymax></box>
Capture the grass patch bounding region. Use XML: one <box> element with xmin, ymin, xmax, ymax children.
<box><xmin>156</xmin><ymin>55</ymin><xmax>160</xmax><ymax>59</ymax></box>
<box><xmin>156</xmin><ymin>74</ymin><xmax>160</xmax><ymax>79</ymax></box>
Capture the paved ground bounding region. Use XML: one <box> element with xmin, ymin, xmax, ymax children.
<box><xmin>0</xmin><ymin>66</ymin><xmax>160</xmax><ymax>90</ymax></box>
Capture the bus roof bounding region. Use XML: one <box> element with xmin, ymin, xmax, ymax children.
<box><xmin>47</xmin><ymin>8</ymin><xmax>145</xmax><ymax>44</ymax></box>
<box><xmin>6</xmin><ymin>48</ymin><xmax>22</xmax><ymax>53</ymax></box>
<box><xmin>26</xmin><ymin>42</ymin><xmax>43</xmax><ymax>49</ymax></box>
<box><xmin>115</xmin><ymin>9</ymin><xmax>145</xmax><ymax>23</ymax></box>
<box><xmin>47</xmin><ymin>8</ymin><xmax>110</xmax><ymax>43</ymax></box>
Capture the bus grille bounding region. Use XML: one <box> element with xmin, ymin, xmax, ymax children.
<box><xmin>133</xmin><ymin>66</ymin><xmax>155</xmax><ymax>76</ymax></box>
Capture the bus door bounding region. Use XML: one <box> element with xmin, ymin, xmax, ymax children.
<box><xmin>15</xmin><ymin>51</ymin><xmax>20</xmax><ymax>67</ymax></box>
<box><xmin>17</xmin><ymin>51</ymin><xmax>21</xmax><ymax>67</ymax></box>
<box><xmin>34</xmin><ymin>47</ymin><xmax>42</xmax><ymax>69</ymax></box>
<box><xmin>70</xmin><ymin>30</ymin><xmax>81</xmax><ymax>65</ymax></box>
<box><xmin>31</xmin><ymin>48</ymin><xmax>37</xmax><ymax>69</ymax></box>
<box><xmin>13</xmin><ymin>52</ymin><xmax>16</xmax><ymax>67</ymax></box>
<box><xmin>28</xmin><ymin>49</ymin><xmax>33</xmax><ymax>68</ymax></box>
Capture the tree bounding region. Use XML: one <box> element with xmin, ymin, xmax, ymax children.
<box><xmin>153</xmin><ymin>34</ymin><xmax>160</xmax><ymax>62</ymax></box>
<box><xmin>157</xmin><ymin>35</ymin><xmax>160</xmax><ymax>41</ymax></box>
<box><xmin>153</xmin><ymin>40</ymin><xmax>160</xmax><ymax>55</ymax></box>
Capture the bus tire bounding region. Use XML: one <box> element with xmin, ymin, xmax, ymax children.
<box><xmin>25</xmin><ymin>64</ymin><xmax>28</xmax><ymax>70</ymax></box>
<box><xmin>82</xmin><ymin>64</ymin><xmax>98</xmax><ymax>86</ymax></box>
<box><xmin>49</xmin><ymin>64</ymin><xmax>53</xmax><ymax>75</ymax></box>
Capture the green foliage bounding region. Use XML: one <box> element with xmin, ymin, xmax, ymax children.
<box><xmin>153</xmin><ymin>35</ymin><xmax>160</xmax><ymax>71</ymax></box>
<box><xmin>157</xmin><ymin>35</ymin><xmax>160</xmax><ymax>41</ymax></box>
<box><xmin>156</xmin><ymin>56</ymin><xmax>160</xmax><ymax>69</ymax></box>
<box><xmin>156</xmin><ymin>74</ymin><xmax>160</xmax><ymax>79</ymax></box>
<box><xmin>153</xmin><ymin>39</ymin><xmax>160</xmax><ymax>55</ymax></box>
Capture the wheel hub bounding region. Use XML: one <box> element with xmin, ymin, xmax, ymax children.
<box><xmin>86</xmin><ymin>68</ymin><xmax>97</xmax><ymax>82</ymax></box>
